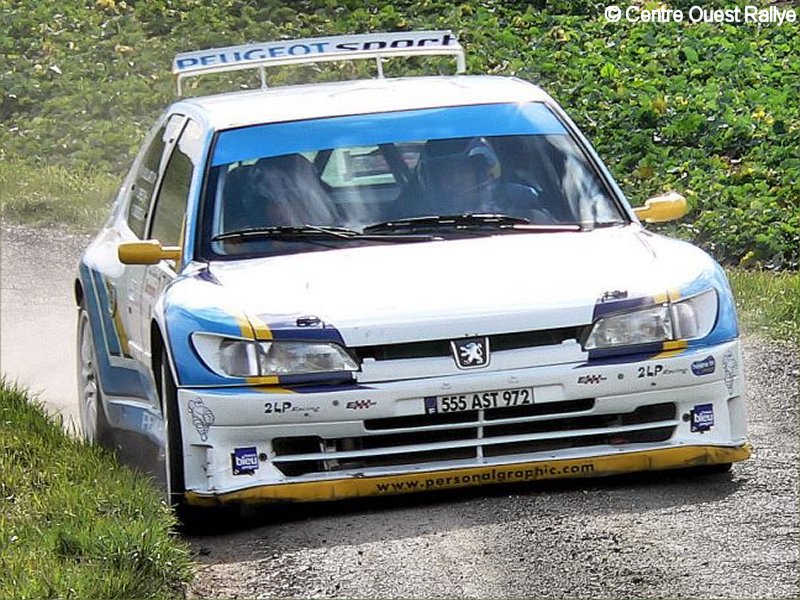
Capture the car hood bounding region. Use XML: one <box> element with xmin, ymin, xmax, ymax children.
<box><xmin>187</xmin><ymin>226</ymin><xmax>719</xmax><ymax>347</ymax></box>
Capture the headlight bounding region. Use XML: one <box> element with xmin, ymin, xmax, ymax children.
<box><xmin>584</xmin><ymin>289</ymin><xmax>718</xmax><ymax>351</ymax></box>
<box><xmin>192</xmin><ymin>333</ymin><xmax>359</xmax><ymax>378</ymax></box>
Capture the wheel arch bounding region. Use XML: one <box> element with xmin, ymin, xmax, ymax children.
<box><xmin>74</xmin><ymin>278</ymin><xmax>85</xmax><ymax>307</ymax></box>
<box><xmin>151</xmin><ymin>320</ymin><xmax>166</xmax><ymax>407</ymax></box>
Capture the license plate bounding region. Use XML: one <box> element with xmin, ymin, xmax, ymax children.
<box><xmin>432</xmin><ymin>387</ymin><xmax>534</xmax><ymax>414</ymax></box>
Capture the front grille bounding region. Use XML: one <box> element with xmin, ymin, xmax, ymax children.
<box><xmin>271</xmin><ymin>401</ymin><xmax>677</xmax><ymax>477</ymax></box>
<box><xmin>355</xmin><ymin>326</ymin><xmax>586</xmax><ymax>361</ymax></box>
<box><xmin>364</xmin><ymin>397</ymin><xmax>595</xmax><ymax>430</ymax></box>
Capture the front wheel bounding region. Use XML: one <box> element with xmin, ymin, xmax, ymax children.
<box><xmin>158</xmin><ymin>349</ymin><xmax>241</xmax><ymax>530</ymax></box>
<box><xmin>76</xmin><ymin>305</ymin><xmax>112</xmax><ymax>445</ymax></box>
<box><xmin>159</xmin><ymin>351</ymin><xmax>186</xmax><ymax>508</ymax></box>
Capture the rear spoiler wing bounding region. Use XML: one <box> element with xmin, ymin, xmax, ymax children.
<box><xmin>172</xmin><ymin>30</ymin><xmax>465</xmax><ymax>95</ymax></box>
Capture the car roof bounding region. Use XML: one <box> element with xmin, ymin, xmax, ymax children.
<box><xmin>173</xmin><ymin>75</ymin><xmax>552</xmax><ymax>131</ymax></box>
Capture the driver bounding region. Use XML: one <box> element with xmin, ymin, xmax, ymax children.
<box><xmin>416</xmin><ymin>138</ymin><xmax>501</xmax><ymax>214</ymax></box>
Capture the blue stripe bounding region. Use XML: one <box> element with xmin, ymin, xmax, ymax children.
<box><xmin>212</xmin><ymin>102</ymin><xmax>566</xmax><ymax>166</ymax></box>
<box><xmin>90</xmin><ymin>269</ymin><xmax>121</xmax><ymax>357</ymax></box>
<box><xmin>680</xmin><ymin>263</ymin><xmax>739</xmax><ymax>348</ymax></box>
<box><xmin>80</xmin><ymin>263</ymin><xmax>152</xmax><ymax>400</ymax></box>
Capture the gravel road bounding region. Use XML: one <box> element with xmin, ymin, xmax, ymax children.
<box><xmin>1</xmin><ymin>223</ymin><xmax>797</xmax><ymax>598</ymax></box>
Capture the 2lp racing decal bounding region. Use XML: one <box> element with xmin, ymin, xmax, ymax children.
<box><xmin>638</xmin><ymin>365</ymin><xmax>664</xmax><ymax>378</ymax></box>
<box><xmin>636</xmin><ymin>364</ymin><xmax>690</xmax><ymax>379</ymax></box>
<box><xmin>264</xmin><ymin>400</ymin><xmax>322</xmax><ymax>415</ymax></box>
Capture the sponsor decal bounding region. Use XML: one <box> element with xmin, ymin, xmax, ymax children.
<box><xmin>662</xmin><ymin>366</ymin><xmax>689</xmax><ymax>376</ymax></box>
<box><xmin>637</xmin><ymin>365</ymin><xmax>689</xmax><ymax>378</ymax></box>
<box><xmin>264</xmin><ymin>400</ymin><xmax>322</xmax><ymax>415</ymax></box>
<box><xmin>691</xmin><ymin>356</ymin><xmax>716</xmax><ymax>376</ymax></box>
<box><xmin>691</xmin><ymin>403</ymin><xmax>715</xmax><ymax>433</ymax></box>
<box><xmin>188</xmin><ymin>398</ymin><xmax>215</xmax><ymax>442</ymax></box>
<box><xmin>722</xmin><ymin>349</ymin><xmax>738</xmax><ymax>394</ymax></box>
<box><xmin>424</xmin><ymin>396</ymin><xmax>438</xmax><ymax>415</ymax></box>
<box><xmin>232</xmin><ymin>447</ymin><xmax>259</xmax><ymax>476</ymax></box>
<box><xmin>637</xmin><ymin>365</ymin><xmax>664</xmax><ymax>378</ymax></box>
<box><xmin>374</xmin><ymin>463</ymin><xmax>596</xmax><ymax>494</ymax></box>
<box><xmin>264</xmin><ymin>401</ymin><xmax>293</xmax><ymax>414</ymax></box>
<box><xmin>173</xmin><ymin>31</ymin><xmax>458</xmax><ymax>73</ymax></box>
<box><xmin>451</xmin><ymin>337</ymin><xmax>490</xmax><ymax>369</ymax></box>
<box><xmin>346</xmin><ymin>399</ymin><xmax>377</xmax><ymax>410</ymax></box>
<box><xmin>578</xmin><ymin>374</ymin><xmax>607</xmax><ymax>384</ymax></box>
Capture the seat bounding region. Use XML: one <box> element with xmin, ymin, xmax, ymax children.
<box><xmin>250</xmin><ymin>154</ymin><xmax>338</xmax><ymax>225</ymax></box>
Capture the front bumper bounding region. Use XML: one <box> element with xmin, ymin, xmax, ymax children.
<box><xmin>185</xmin><ymin>444</ymin><xmax>751</xmax><ymax>506</ymax></box>
<box><xmin>178</xmin><ymin>339</ymin><xmax>749</xmax><ymax>505</ymax></box>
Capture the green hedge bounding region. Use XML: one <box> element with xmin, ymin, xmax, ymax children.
<box><xmin>0</xmin><ymin>383</ymin><xmax>192</xmax><ymax>599</ymax></box>
<box><xmin>1</xmin><ymin>0</ymin><xmax>798</xmax><ymax>267</ymax></box>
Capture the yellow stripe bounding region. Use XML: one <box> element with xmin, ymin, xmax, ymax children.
<box><xmin>185</xmin><ymin>443</ymin><xmax>751</xmax><ymax>506</ymax></box>
<box><xmin>231</xmin><ymin>313</ymin><xmax>279</xmax><ymax>385</ymax></box>
<box><xmin>654</xmin><ymin>288</ymin><xmax>681</xmax><ymax>304</ymax></box>
<box><xmin>234</xmin><ymin>313</ymin><xmax>255</xmax><ymax>338</ymax></box>
<box><xmin>245</xmin><ymin>375</ymin><xmax>281</xmax><ymax>386</ymax></box>
<box><xmin>652</xmin><ymin>339</ymin><xmax>689</xmax><ymax>360</ymax></box>
<box><xmin>111</xmin><ymin>301</ymin><xmax>131</xmax><ymax>357</ymax></box>
<box><xmin>249</xmin><ymin>314</ymin><xmax>273</xmax><ymax>340</ymax></box>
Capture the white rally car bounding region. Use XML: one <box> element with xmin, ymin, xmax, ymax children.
<box><xmin>76</xmin><ymin>31</ymin><xmax>749</xmax><ymax>512</ymax></box>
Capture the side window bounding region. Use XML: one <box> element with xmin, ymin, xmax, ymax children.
<box><xmin>149</xmin><ymin>118</ymin><xmax>203</xmax><ymax>246</ymax></box>
<box><xmin>126</xmin><ymin>126</ymin><xmax>167</xmax><ymax>238</ymax></box>
<box><xmin>125</xmin><ymin>114</ymin><xmax>187</xmax><ymax>238</ymax></box>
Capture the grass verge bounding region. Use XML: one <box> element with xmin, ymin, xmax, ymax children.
<box><xmin>0</xmin><ymin>160</ymin><xmax>117</xmax><ymax>232</ymax></box>
<box><xmin>0</xmin><ymin>382</ymin><xmax>192</xmax><ymax>600</ymax></box>
<box><xmin>728</xmin><ymin>268</ymin><xmax>800</xmax><ymax>345</ymax></box>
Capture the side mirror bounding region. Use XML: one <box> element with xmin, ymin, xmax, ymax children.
<box><xmin>118</xmin><ymin>240</ymin><xmax>181</xmax><ymax>265</ymax></box>
<box><xmin>633</xmin><ymin>192</ymin><xmax>689</xmax><ymax>223</ymax></box>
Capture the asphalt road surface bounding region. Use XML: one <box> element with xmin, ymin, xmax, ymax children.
<box><xmin>1</xmin><ymin>223</ymin><xmax>797</xmax><ymax>598</ymax></box>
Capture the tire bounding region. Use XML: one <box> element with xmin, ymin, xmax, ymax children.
<box><xmin>159</xmin><ymin>351</ymin><xmax>187</xmax><ymax>508</ymax></box>
<box><xmin>159</xmin><ymin>348</ymin><xmax>240</xmax><ymax>531</ymax></box>
<box><xmin>76</xmin><ymin>305</ymin><xmax>112</xmax><ymax>446</ymax></box>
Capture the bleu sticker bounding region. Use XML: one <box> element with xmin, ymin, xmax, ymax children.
<box><xmin>691</xmin><ymin>404</ymin><xmax>714</xmax><ymax>433</ymax></box>
<box><xmin>232</xmin><ymin>447</ymin><xmax>259</xmax><ymax>475</ymax></box>
<box><xmin>424</xmin><ymin>396</ymin><xmax>438</xmax><ymax>414</ymax></box>
<box><xmin>691</xmin><ymin>356</ymin><xmax>716</xmax><ymax>376</ymax></box>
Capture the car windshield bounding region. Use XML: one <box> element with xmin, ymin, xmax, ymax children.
<box><xmin>201</xmin><ymin>102</ymin><xmax>626</xmax><ymax>257</ymax></box>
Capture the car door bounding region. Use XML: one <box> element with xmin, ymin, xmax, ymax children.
<box><xmin>137</xmin><ymin>117</ymin><xmax>204</xmax><ymax>360</ymax></box>
<box><xmin>120</xmin><ymin>114</ymin><xmax>187</xmax><ymax>363</ymax></box>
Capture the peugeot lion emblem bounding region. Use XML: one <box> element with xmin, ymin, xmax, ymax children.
<box><xmin>451</xmin><ymin>337</ymin><xmax>490</xmax><ymax>369</ymax></box>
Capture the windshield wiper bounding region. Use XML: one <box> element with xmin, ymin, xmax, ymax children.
<box><xmin>363</xmin><ymin>213</ymin><xmax>581</xmax><ymax>234</ymax></box>
<box><xmin>212</xmin><ymin>224</ymin><xmax>439</xmax><ymax>244</ymax></box>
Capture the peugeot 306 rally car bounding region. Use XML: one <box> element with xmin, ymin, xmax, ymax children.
<box><xmin>75</xmin><ymin>31</ymin><xmax>749</xmax><ymax>513</ymax></box>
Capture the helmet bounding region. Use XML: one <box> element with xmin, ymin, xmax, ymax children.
<box><xmin>417</xmin><ymin>137</ymin><xmax>501</xmax><ymax>208</ymax></box>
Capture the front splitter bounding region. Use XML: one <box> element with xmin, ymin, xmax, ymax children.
<box><xmin>185</xmin><ymin>443</ymin><xmax>751</xmax><ymax>506</ymax></box>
